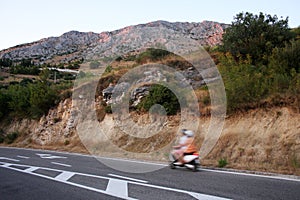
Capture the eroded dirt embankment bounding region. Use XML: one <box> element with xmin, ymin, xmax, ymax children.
<box><xmin>1</xmin><ymin>99</ymin><xmax>299</xmax><ymax>175</ymax></box>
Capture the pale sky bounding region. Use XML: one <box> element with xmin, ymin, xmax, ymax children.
<box><xmin>0</xmin><ymin>0</ymin><xmax>299</xmax><ymax>50</ymax></box>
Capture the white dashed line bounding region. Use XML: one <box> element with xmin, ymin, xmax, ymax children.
<box><xmin>36</xmin><ymin>154</ymin><xmax>67</xmax><ymax>159</ymax></box>
<box><xmin>51</xmin><ymin>162</ymin><xmax>71</xmax><ymax>167</ymax></box>
<box><xmin>0</xmin><ymin>161</ymin><xmax>231</xmax><ymax>200</ymax></box>
<box><xmin>0</xmin><ymin>157</ymin><xmax>20</xmax><ymax>162</ymax></box>
<box><xmin>17</xmin><ymin>155</ymin><xmax>30</xmax><ymax>159</ymax></box>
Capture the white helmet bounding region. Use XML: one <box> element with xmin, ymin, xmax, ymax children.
<box><xmin>184</xmin><ymin>130</ymin><xmax>194</xmax><ymax>137</ymax></box>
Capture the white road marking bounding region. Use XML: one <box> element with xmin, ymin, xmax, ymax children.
<box><xmin>24</xmin><ymin>167</ymin><xmax>39</xmax><ymax>172</ymax></box>
<box><xmin>106</xmin><ymin>179</ymin><xmax>129</xmax><ymax>198</ymax></box>
<box><xmin>98</xmin><ymin>156</ymin><xmax>167</xmax><ymax>166</ymax></box>
<box><xmin>131</xmin><ymin>179</ymin><xmax>232</xmax><ymax>200</ymax></box>
<box><xmin>17</xmin><ymin>155</ymin><xmax>30</xmax><ymax>159</ymax></box>
<box><xmin>201</xmin><ymin>168</ymin><xmax>300</xmax><ymax>183</ymax></box>
<box><xmin>0</xmin><ymin>161</ymin><xmax>230</xmax><ymax>200</ymax></box>
<box><xmin>2</xmin><ymin>147</ymin><xmax>298</xmax><ymax>182</ymax></box>
<box><xmin>189</xmin><ymin>192</ymin><xmax>230</xmax><ymax>200</ymax></box>
<box><xmin>55</xmin><ymin>171</ymin><xmax>75</xmax><ymax>181</ymax></box>
<box><xmin>1</xmin><ymin>163</ymin><xmax>12</xmax><ymax>167</ymax></box>
<box><xmin>108</xmin><ymin>173</ymin><xmax>148</xmax><ymax>183</ymax></box>
<box><xmin>36</xmin><ymin>153</ymin><xmax>67</xmax><ymax>159</ymax></box>
<box><xmin>0</xmin><ymin>157</ymin><xmax>20</xmax><ymax>162</ymax></box>
<box><xmin>51</xmin><ymin>162</ymin><xmax>71</xmax><ymax>167</ymax></box>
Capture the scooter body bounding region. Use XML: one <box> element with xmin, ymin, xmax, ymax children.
<box><xmin>169</xmin><ymin>152</ymin><xmax>200</xmax><ymax>172</ymax></box>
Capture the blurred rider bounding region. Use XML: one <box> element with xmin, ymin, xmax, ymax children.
<box><xmin>178</xmin><ymin>130</ymin><xmax>197</xmax><ymax>164</ymax></box>
<box><xmin>172</xmin><ymin>129</ymin><xmax>188</xmax><ymax>160</ymax></box>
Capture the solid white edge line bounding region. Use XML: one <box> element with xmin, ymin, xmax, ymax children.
<box><xmin>0</xmin><ymin>161</ymin><xmax>230</xmax><ymax>200</ymax></box>
<box><xmin>97</xmin><ymin>156</ymin><xmax>167</xmax><ymax>166</ymax></box>
<box><xmin>1</xmin><ymin>146</ymin><xmax>299</xmax><ymax>182</ymax></box>
<box><xmin>51</xmin><ymin>162</ymin><xmax>72</xmax><ymax>167</ymax></box>
<box><xmin>201</xmin><ymin>168</ymin><xmax>300</xmax><ymax>183</ymax></box>
<box><xmin>108</xmin><ymin>173</ymin><xmax>148</xmax><ymax>183</ymax></box>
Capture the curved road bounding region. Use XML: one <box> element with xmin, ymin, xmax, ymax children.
<box><xmin>0</xmin><ymin>147</ymin><xmax>299</xmax><ymax>200</ymax></box>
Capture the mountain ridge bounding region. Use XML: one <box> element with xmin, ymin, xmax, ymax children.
<box><xmin>0</xmin><ymin>20</ymin><xmax>229</xmax><ymax>64</ymax></box>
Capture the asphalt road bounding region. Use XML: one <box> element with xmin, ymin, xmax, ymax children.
<box><xmin>0</xmin><ymin>147</ymin><xmax>299</xmax><ymax>200</ymax></box>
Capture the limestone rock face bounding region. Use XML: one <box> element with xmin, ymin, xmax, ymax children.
<box><xmin>0</xmin><ymin>21</ymin><xmax>229</xmax><ymax>64</ymax></box>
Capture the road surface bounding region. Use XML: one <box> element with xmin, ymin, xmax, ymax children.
<box><xmin>0</xmin><ymin>147</ymin><xmax>299</xmax><ymax>199</ymax></box>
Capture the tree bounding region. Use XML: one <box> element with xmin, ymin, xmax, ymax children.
<box><xmin>222</xmin><ymin>12</ymin><xmax>293</xmax><ymax>64</ymax></box>
<box><xmin>7</xmin><ymin>84</ymin><xmax>30</xmax><ymax>116</ymax></box>
<box><xmin>269</xmin><ymin>39</ymin><xmax>300</xmax><ymax>73</ymax></box>
<box><xmin>0</xmin><ymin>90</ymin><xmax>10</xmax><ymax>119</ymax></box>
<box><xmin>29</xmin><ymin>82</ymin><xmax>58</xmax><ymax>118</ymax></box>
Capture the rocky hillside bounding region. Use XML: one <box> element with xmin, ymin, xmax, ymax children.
<box><xmin>0</xmin><ymin>20</ymin><xmax>228</xmax><ymax>64</ymax></box>
<box><xmin>1</xmin><ymin>98</ymin><xmax>299</xmax><ymax>175</ymax></box>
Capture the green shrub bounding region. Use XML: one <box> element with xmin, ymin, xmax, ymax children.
<box><xmin>6</xmin><ymin>132</ymin><xmax>19</xmax><ymax>144</ymax></box>
<box><xmin>136</xmin><ymin>48</ymin><xmax>170</xmax><ymax>64</ymax></box>
<box><xmin>104</xmin><ymin>65</ymin><xmax>113</xmax><ymax>74</ymax></box>
<box><xmin>202</xmin><ymin>95</ymin><xmax>210</xmax><ymax>106</ymax></box>
<box><xmin>137</xmin><ymin>84</ymin><xmax>179</xmax><ymax>115</ymax></box>
<box><xmin>89</xmin><ymin>61</ymin><xmax>100</xmax><ymax>69</ymax></box>
<box><xmin>0</xmin><ymin>135</ymin><xmax>4</xmax><ymax>143</ymax></box>
<box><xmin>105</xmin><ymin>105</ymin><xmax>112</xmax><ymax>113</ymax></box>
<box><xmin>64</xmin><ymin>140</ymin><xmax>70</xmax><ymax>145</ymax></box>
<box><xmin>218</xmin><ymin>158</ymin><xmax>228</xmax><ymax>168</ymax></box>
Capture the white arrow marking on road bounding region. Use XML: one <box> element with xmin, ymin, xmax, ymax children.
<box><xmin>51</xmin><ymin>162</ymin><xmax>72</xmax><ymax>167</ymax></box>
<box><xmin>106</xmin><ymin>179</ymin><xmax>129</xmax><ymax>198</ymax></box>
<box><xmin>0</xmin><ymin>157</ymin><xmax>20</xmax><ymax>162</ymax></box>
<box><xmin>36</xmin><ymin>153</ymin><xmax>67</xmax><ymax>159</ymax></box>
<box><xmin>0</xmin><ymin>161</ymin><xmax>231</xmax><ymax>200</ymax></box>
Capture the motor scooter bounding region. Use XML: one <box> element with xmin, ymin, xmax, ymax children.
<box><xmin>169</xmin><ymin>152</ymin><xmax>200</xmax><ymax>172</ymax></box>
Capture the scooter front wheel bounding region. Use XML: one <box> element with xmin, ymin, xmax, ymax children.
<box><xmin>193</xmin><ymin>163</ymin><xmax>199</xmax><ymax>172</ymax></box>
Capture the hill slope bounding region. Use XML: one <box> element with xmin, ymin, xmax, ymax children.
<box><xmin>0</xmin><ymin>20</ymin><xmax>228</xmax><ymax>64</ymax></box>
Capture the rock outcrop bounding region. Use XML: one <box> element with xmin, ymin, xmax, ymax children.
<box><xmin>0</xmin><ymin>21</ymin><xmax>229</xmax><ymax>64</ymax></box>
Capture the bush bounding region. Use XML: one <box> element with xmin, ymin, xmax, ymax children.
<box><xmin>29</xmin><ymin>82</ymin><xmax>58</xmax><ymax>118</ymax></box>
<box><xmin>104</xmin><ymin>65</ymin><xmax>112</xmax><ymax>74</ymax></box>
<box><xmin>89</xmin><ymin>61</ymin><xmax>100</xmax><ymax>69</ymax></box>
<box><xmin>269</xmin><ymin>40</ymin><xmax>300</xmax><ymax>73</ymax></box>
<box><xmin>218</xmin><ymin>158</ymin><xmax>228</xmax><ymax>168</ymax></box>
<box><xmin>105</xmin><ymin>105</ymin><xmax>112</xmax><ymax>113</ymax></box>
<box><xmin>219</xmin><ymin>57</ymin><xmax>269</xmax><ymax>112</ymax></box>
<box><xmin>6</xmin><ymin>132</ymin><xmax>19</xmax><ymax>144</ymax></box>
<box><xmin>64</xmin><ymin>140</ymin><xmax>70</xmax><ymax>145</ymax></box>
<box><xmin>0</xmin><ymin>135</ymin><xmax>4</xmax><ymax>143</ymax></box>
<box><xmin>136</xmin><ymin>48</ymin><xmax>171</xmax><ymax>64</ymax></box>
<box><xmin>137</xmin><ymin>84</ymin><xmax>179</xmax><ymax>115</ymax></box>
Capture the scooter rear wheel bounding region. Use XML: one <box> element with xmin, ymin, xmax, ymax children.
<box><xmin>170</xmin><ymin>162</ymin><xmax>176</xmax><ymax>169</ymax></box>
